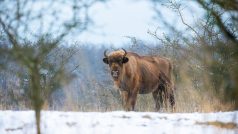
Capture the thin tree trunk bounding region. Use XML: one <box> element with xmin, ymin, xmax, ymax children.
<box><xmin>30</xmin><ymin>60</ymin><xmax>43</xmax><ymax>134</ymax></box>
<box><xmin>35</xmin><ymin>109</ymin><xmax>41</xmax><ymax>134</ymax></box>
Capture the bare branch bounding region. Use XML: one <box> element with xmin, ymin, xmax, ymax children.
<box><xmin>196</xmin><ymin>0</ymin><xmax>238</xmax><ymax>44</ymax></box>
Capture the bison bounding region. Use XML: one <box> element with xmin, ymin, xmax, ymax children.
<box><xmin>103</xmin><ymin>49</ymin><xmax>175</xmax><ymax>111</ymax></box>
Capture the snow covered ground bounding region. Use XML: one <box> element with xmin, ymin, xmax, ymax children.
<box><xmin>0</xmin><ymin>111</ymin><xmax>237</xmax><ymax>134</ymax></box>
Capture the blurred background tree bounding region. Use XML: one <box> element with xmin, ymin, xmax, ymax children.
<box><xmin>0</xmin><ymin>0</ymin><xmax>107</xmax><ymax>134</ymax></box>
<box><xmin>150</xmin><ymin>0</ymin><xmax>238</xmax><ymax>108</ymax></box>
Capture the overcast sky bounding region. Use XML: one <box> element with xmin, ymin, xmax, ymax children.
<box><xmin>72</xmin><ymin>0</ymin><xmax>204</xmax><ymax>46</ymax></box>
<box><xmin>74</xmin><ymin>0</ymin><xmax>156</xmax><ymax>46</ymax></box>
<box><xmin>10</xmin><ymin>0</ymin><xmax>203</xmax><ymax>46</ymax></box>
<box><xmin>20</xmin><ymin>0</ymin><xmax>203</xmax><ymax>46</ymax></box>
<box><xmin>1</xmin><ymin>0</ymin><xmax>204</xmax><ymax>46</ymax></box>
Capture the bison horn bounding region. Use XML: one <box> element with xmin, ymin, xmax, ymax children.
<box><xmin>104</xmin><ymin>49</ymin><xmax>108</xmax><ymax>57</ymax></box>
<box><xmin>122</xmin><ymin>48</ymin><xmax>127</xmax><ymax>57</ymax></box>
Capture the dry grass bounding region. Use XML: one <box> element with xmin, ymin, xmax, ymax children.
<box><xmin>196</xmin><ymin>121</ymin><xmax>238</xmax><ymax>129</ymax></box>
<box><xmin>0</xmin><ymin>45</ymin><xmax>236</xmax><ymax>113</ymax></box>
<box><xmin>174</xmin><ymin>87</ymin><xmax>234</xmax><ymax>113</ymax></box>
<box><xmin>1</xmin><ymin>79</ymin><xmax>233</xmax><ymax>113</ymax></box>
<box><xmin>0</xmin><ymin>72</ymin><xmax>235</xmax><ymax>113</ymax></box>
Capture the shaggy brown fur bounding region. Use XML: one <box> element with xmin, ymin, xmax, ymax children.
<box><xmin>103</xmin><ymin>49</ymin><xmax>175</xmax><ymax>111</ymax></box>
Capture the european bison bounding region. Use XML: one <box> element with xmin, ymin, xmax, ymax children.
<box><xmin>103</xmin><ymin>49</ymin><xmax>175</xmax><ymax>111</ymax></box>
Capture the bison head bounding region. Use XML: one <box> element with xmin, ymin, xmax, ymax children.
<box><xmin>103</xmin><ymin>49</ymin><xmax>129</xmax><ymax>80</ymax></box>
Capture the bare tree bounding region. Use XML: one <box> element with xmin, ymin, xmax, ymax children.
<box><xmin>150</xmin><ymin>0</ymin><xmax>238</xmax><ymax>109</ymax></box>
<box><xmin>0</xmin><ymin>0</ymin><xmax>107</xmax><ymax>134</ymax></box>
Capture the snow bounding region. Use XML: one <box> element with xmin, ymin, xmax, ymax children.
<box><xmin>0</xmin><ymin>111</ymin><xmax>237</xmax><ymax>134</ymax></box>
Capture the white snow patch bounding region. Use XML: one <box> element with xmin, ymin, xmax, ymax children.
<box><xmin>0</xmin><ymin>111</ymin><xmax>237</xmax><ymax>134</ymax></box>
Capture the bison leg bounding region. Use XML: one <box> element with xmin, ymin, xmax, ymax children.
<box><xmin>152</xmin><ymin>89</ymin><xmax>160</xmax><ymax>111</ymax></box>
<box><xmin>163</xmin><ymin>89</ymin><xmax>169</xmax><ymax>111</ymax></box>
<box><xmin>125</xmin><ymin>91</ymin><xmax>138</xmax><ymax>111</ymax></box>
<box><xmin>156</xmin><ymin>83</ymin><xmax>166</xmax><ymax>111</ymax></box>
<box><xmin>169</xmin><ymin>90</ymin><xmax>175</xmax><ymax>112</ymax></box>
<box><xmin>153</xmin><ymin>86</ymin><xmax>167</xmax><ymax>112</ymax></box>
<box><xmin>120</xmin><ymin>91</ymin><xmax>128</xmax><ymax>110</ymax></box>
<box><xmin>164</xmin><ymin>83</ymin><xmax>176</xmax><ymax>112</ymax></box>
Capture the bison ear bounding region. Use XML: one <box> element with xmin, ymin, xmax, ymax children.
<box><xmin>103</xmin><ymin>58</ymin><xmax>109</xmax><ymax>64</ymax></box>
<box><xmin>122</xmin><ymin>57</ymin><xmax>129</xmax><ymax>63</ymax></box>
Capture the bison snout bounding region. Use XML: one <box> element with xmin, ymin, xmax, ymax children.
<box><xmin>111</xmin><ymin>70</ymin><xmax>119</xmax><ymax>78</ymax></box>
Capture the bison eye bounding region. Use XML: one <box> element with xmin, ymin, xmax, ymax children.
<box><xmin>115</xmin><ymin>59</ymin><xmax>120</xmax><ymax>63</ymax></box>
<box><xmin>116</xmin><ymin>58</ymin><xmax>123</xmax><ymax>63</ymax></box>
